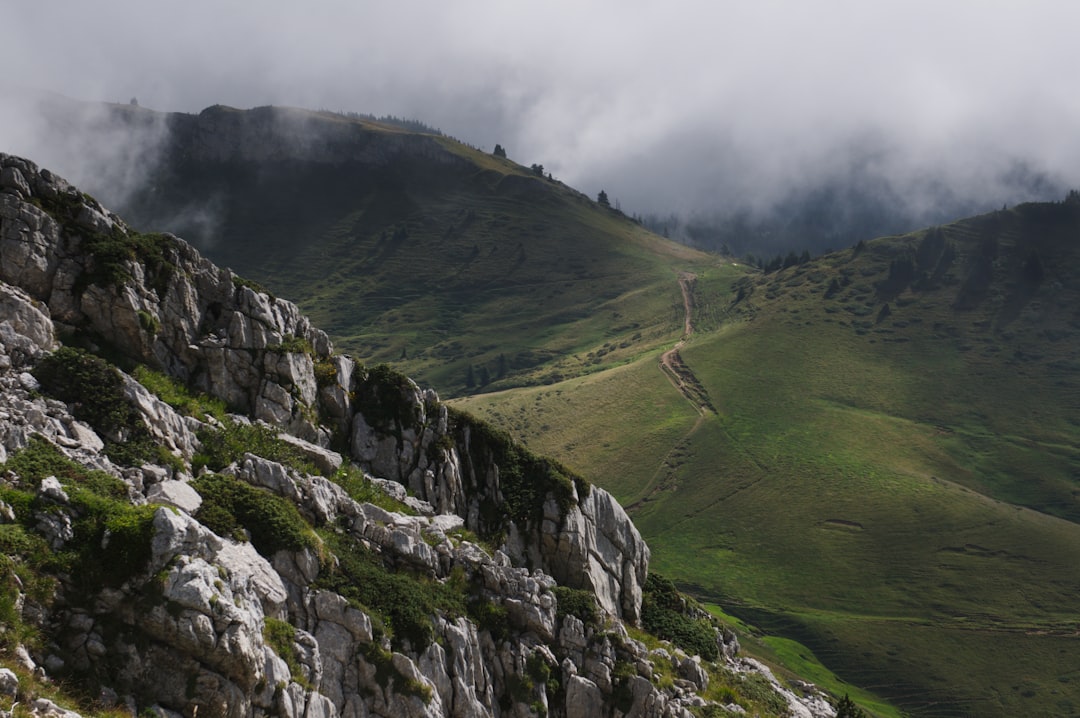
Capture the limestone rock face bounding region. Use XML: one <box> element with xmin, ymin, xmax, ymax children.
<box><xmin>0</xmin><ymin>193</ymin><xmax>64</xmax><ymax>300</ymax></box>
<box><xmin>350</xmin><ymin>378</ymin><xmax>650</xmax><ymax>624</ymax></box>
<box><xmin>533</xmin><ymin>486</ymin><xmax>650</xmax><ymax>625</ymax></box>
<box><xmin>145</xmin><ymin>479</ymin><xmax>203</xmax><ymax>513</ymax></box>
<box><xmin>0</xmin><ymin>153</ymin><xmax>333</xmax><ymax>443</ymax></box>
<box><xmin>0</xmin><ymin>282</ymin><xmax>54</xmax><ymax>353</ymax></box>
<box><xmin>0</xmin><ymin>153</ymin><xmax>840</xmax><ymax>718</ymax></box>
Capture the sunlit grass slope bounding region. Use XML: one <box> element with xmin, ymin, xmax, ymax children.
<box><xmin>452</xmin><ymin>265</ymin><xmax>750</xmax><ymax>500</ymax></box>
<box><xmin>463</xmin><ymin>199</ymin><xmax>1080</xmax><ymax>717</ymax></box>
<box><xmin>452</xmin><ymin>350</ymin><xmax>702</xmax><ymax>505</ymax></box>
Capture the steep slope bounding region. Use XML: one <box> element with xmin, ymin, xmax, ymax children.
<box><xmin>466</xmin><ymin>201</ymin><xmax>1080</xmax><ymax>717</ymax></box>
<box><xmin>93</xmin><ymin>103</ymin><xmax>723</xmax><ymax>395</ymax></box>
<box><xmin>0</xmin><ymin>155</ymin><xmax>841</xmax><ymax>716</ymax></box>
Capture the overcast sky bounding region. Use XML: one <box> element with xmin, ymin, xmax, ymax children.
<box><xmin>4</xmin><ymin>1</ymin><xmax>1080</xmax><ymax>221</ymax></box>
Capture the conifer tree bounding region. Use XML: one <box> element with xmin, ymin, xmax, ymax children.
<box><xmin>836</xmin><ymin>694</ymin><xmax>866</xmax><ymax>718</ymax></box>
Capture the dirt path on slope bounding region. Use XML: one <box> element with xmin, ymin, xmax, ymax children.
<box><xmin>629</xmin><ymin>273</ymin><xmax>719</xmax><ymax>513</ymax></box>
<box><xmin>659</xmin><ymin>272</ymin><xmax>716</xmax><ymax>416</ymax></box>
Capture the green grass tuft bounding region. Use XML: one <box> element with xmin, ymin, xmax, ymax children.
<box><xmin>329</xmin><ymin>464</ymin><xmax>415</xmax><ymax>515</ymax></box>
<box><xmin>315</xmin><ymin>530</ymin><xmax>466</xmax><ymax>652</ymax></box>
<box><xmin>194</xmin><ymin>420</ymin><xmax>316</xmax><ymax>475</ymax></box>
<box><xmin>133</xmin><ymin>365</ymin><xmax>228</xmax><ymax>422</ymax></box>
<box><xmin>263</xmin><ymin>617</ymin><xmax>313</xmax><ymax>690</ymax></box>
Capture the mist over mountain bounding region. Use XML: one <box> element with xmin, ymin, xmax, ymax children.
<box><xmin>643</xmin><ymin>149</ymin><xmax>1063</xmax><ymax>259</ymax></box>
<box><xmin>6</xmin><ymin>1</ymin><xmax>1080</xmax><ymax>262</ymax></box>
<box><xmin>3</xmin><ymin>88</ymin><xmax>1070</xmax><ymax>269</ymax></box>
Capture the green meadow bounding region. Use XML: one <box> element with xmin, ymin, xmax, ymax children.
<box><xmin>459</xmin><ymin>203</ymin><xmax>1080</xmax><ymax>716</ymax></box>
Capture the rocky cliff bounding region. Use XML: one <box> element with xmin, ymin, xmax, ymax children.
<box><xmin>0</xmin><ymin>153</ymin><xmax>836</xmax><ymax>717</ymax></box>
<box><xmin>165</xmin><ymin>105</ymin><xmax>467</xmax><ymax>168</ymax></box>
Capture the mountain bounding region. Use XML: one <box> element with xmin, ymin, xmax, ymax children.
<box><xmin>21</xmin><ymin>98</ymin><xmax>1080</xmax><ymax>716</ymax></box>
<box><xmin>75</xmin><ymin>102</ymin><xmax>721</xmax><ymax>397</ymax></box>
<box><xmin>0</xmin><ymin>154</ymin><xmax>843</xmax><ymax>716</ymax></box>
<box><xmin>645</xmin><ymin>154</ymin><xmax>1063</xmax><ymax>261</ymax></box>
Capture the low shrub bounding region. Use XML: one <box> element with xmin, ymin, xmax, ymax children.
<box><xmin>82</xmin><ymin>229</ymin><xmax>177</xmax><ymax>296</ymax></box>
<box><xmin>75</xmin><ymin>499</ymin><xmax>158</xmax><ymax>587</ymax></box>
<box><xmin>33</xmin><ymin>347</ymin><xmax>135</xmax><ymax>438</ymax></box>
<box><xmin>0</xmin><ymin>551</ymin><xmax>50</xmax><ymax>652</ymax></box>
<box><xmin>354</xmin><ymin>364</ymin><xmax>420</xmax><ymax>433</ymax></box>
<box><xmin>3</xmin><ymin>435</ymin><xmax>89</xmax><ymax>488</ymax></box>
<box><xmin>467</xmin><ymin>597</ymin><xmax>510</xmax><ymax>642</ymax></box>
<box><xmin>499</xmin><ymin>651</ymin><xmax>557</xmax><ymax>713</ymax></box>
<box><xmin>2</xmin><ymin>435</ymin><xmax>127</xmax><ymax>499</ymax></box>
<box><xmin>191</xmin><ymin>473</ymin><xmax>318</xmax><ymax>556</ymax></box>
<box><xmin>194</xmin><ymin>421</ymin><xmax>315</xmax><ymax>475</ymax></box>
<box><xmin>313</xmin><ymin>359</ymin><xmax>339</xmax><ymax>388</ymax></box>
<box><xmin>316</xmin><ymin>530</ymin><xmax>465</xmax><ymax>651</ymax></box>
<box><xmin>0</xmin><ymin>437</ymin><xmax>154</xmax><ymax>589</ymax></box>
<box><xmin>33</xmin><ymin>348</ymin><xmax>171</xmax><ymax>469</ymax></box>
<box><xmin>640</xmin><ymin>573</ymin><xmax>719</xmax><ymax>661</ymax></box>
<box><xmin>553</xmin><ymin>585</ymin><xmax>599</xmax><ymax>626</ymax></box>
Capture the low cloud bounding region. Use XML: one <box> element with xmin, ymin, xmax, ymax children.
<box><xmin>0</xmin><ymin>87</ymin><xmax>169</xmax><ymax>211</ymax></box>
<box><xmin>3</xmin><ymin>1</ymin><xmax>1079</xmax><ymax>246</ymax></box>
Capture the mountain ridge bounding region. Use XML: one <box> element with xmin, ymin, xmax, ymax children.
<box><xmin>27</xmin><ymin>99</ymin><xmax>725</xmax><ymax>397</ymax></box>
<box><xmin>0</xmin><ymin>153</ymin><xmax>841</xmax><ymax>716</ymax></box>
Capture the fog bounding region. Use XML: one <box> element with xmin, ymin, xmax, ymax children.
<box><xmin>4</xmin><ymin>1</ymin><xmax>1080</xmax><ymax>249</ymax></box>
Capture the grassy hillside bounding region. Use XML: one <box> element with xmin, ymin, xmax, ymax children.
<box><xmin>461</xmin><ymin>199</ymin><xmax>1080</xmax><ymax>717</ymax></box>
<box><xmin>121</xmin><ymin>105</ymin><xmax>720</xmax><ymax>395</ymax></box>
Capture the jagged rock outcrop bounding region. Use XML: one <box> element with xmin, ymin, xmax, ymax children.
<box><xmin>0</xmin><ymin>153</ymin><xmax>331</xmax><ymax>439</ymax></box>
<box><xmin>349</xmin><ymin>380</ymin><xmax>650</xmax><ymax>624</ymax></box>
<box><xmin>0</xmin><ymin>153</ymin><xmax>837</xmax><ymax>718</ymax></box>
<box><xmin>0</xmin><ymin>151</ymin><xmax>651</xmax><ymax>625</ymax></box>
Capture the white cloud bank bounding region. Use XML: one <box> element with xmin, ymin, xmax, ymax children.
<box><xmin>3</xmin><ymin>1</ymin><xmax>1079</xmax><ymax>222</ymax></box>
